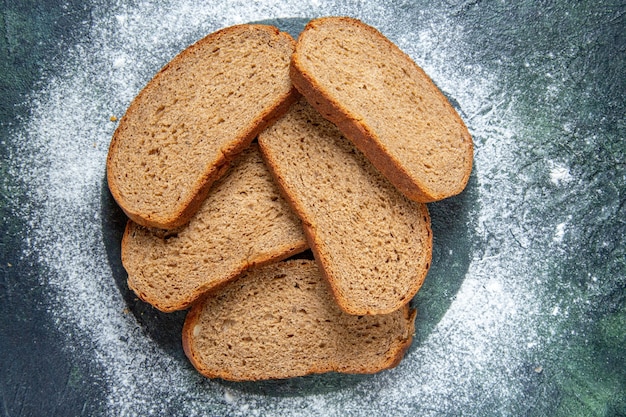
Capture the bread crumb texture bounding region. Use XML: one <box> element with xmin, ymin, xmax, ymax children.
<box><xmin>259</xmin><ymin>99</ymin><xmax>432</xmax><ymax>315</ymax></box>
<box><xmin>292</xmin><ymin>17</ymin><xmax>473</xmax><ymax>202</ymax></box>
<box><xmin>183</xmin><ymin>260</ymin><xmax>415</xmax><ymax>381</ymax></box>
<box><xmin>107</xmin><ymin>25</ymin><xmax>296</xmax><ymax>228</ymax></box>
<box><xmin>122</xmin><ymin>145</ymin><xmax>308</xmax><ymax>312</ymax></box>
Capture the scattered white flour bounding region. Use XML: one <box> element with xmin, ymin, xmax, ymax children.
<box><xmin>549</xmin><ymin>163</ymin><xmax>573</xmax><ymax>185</ymax></box>
<box><xmin>9</xmin><ymin>1</ymin><xmax>581</xmax><ymax>416</ymax></box>
<box><xmin>553</xmin><ymin>222</ymin><xmax>567</xmax><ymax>243</ymax></box>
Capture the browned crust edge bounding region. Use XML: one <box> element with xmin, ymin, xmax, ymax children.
<box><xmin>181</xmin><ymin>277</ymin><xmax>417</xmax><ymax>381</ymax></box>
<box><xmin>181</xmin><ymin>300</ymin><xmax>205</xmax><ymax>373</ymax></box>
<box><xmin>301</xmin><ymin>206</ymin><xmax>432</xmax><ymax>316</ymax></box>
<box><xmin>290</xmin><ymin>16</ymin><xmax>473</xmax><ymax>203</ymax></box>
<box><xmin>107</xmin><ymin>24</ymin><xmax>299</xmax><ymax>229</ymax></box>
<box><xmin>121</xmin><ymin>219</ymin><xmax>309</xmax><ymax>313</ymax></box>
<box><xmin>258</xmin><ymin>108</ymin><xmax>434</xmax><ymax>316</ymax></box>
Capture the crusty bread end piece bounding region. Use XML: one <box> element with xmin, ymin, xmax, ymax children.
<box><xmin>290</xmin><ymin>17</ymin><xmax>473</xmax><ymax>203</ymax></box>
<box><xmin>259</xmin><ymin>99</ymin><xmax>432</xmax><ymax>315</ymax></box>
<box><xmin>107</xmin><ymin>24</ymin><xmax>298</xmax><ymax>229</ymax></box>
<box><xmin>183</xmin><ymin>259</ymin><xmax>416</xmax><ymax>381</ymax></box>
<box><xmin>122</xmin><ymin>145</ymin><xmax>308</xmax><ymax>312</ymax></box>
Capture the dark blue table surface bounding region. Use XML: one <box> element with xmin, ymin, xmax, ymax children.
<box><xmin>1</xmin><ymin>2</ymin><xmax>624</xmax><ymax>416</ymax></box>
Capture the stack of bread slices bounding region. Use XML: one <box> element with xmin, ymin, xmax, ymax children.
<box><xmin>106</xmin><ymin>17</ymin><xmax>473</xmax><ymax>381</ymax></box>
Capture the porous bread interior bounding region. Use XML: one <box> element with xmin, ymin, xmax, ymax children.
<box><xmin>185</xmin><ymin>260</ymin><xmax>414</xmax><ymax>381</ymax></box>
<box><xmin>259</xmin><ymin>99</ymin><xmax>432</xmax><ymax>315</ymax></box>
<box><xmin>122</xmin><ymin>145</ymin><xmax>307</xmax><ymax>312</ymax></box>
<box><xmin>294</xmin><ymin>18</ymin><xmax>472</xmax><ymax>199</ymax></box>
<box><xmin>108</xmin><ymin>25</ymin><xmax>294</xmax><ymax>225</ymax></box>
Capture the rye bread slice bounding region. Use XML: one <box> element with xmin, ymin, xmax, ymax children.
<box><xmin>121</xmin><ymin>145</ymin><xmax>308</xmax><ymax>312</ymax></box>
<box><xmin>290</xmin><ymin>17</ymin><xmax>473</xmax><ymax>203</ymax></box>
<box><xmin>107</xmin><ymin>24</ymin><xmax>298</xmax><ymax>229</ymax></box>
<box><xmin>258</xmin><ymin>99</ymin><xmax>432</xmax><ymax>315</ymax></box>
<box><xmin>182</xmin><ymin>259</ymin><xmax>416</xmax><ymax>381</ymax></box>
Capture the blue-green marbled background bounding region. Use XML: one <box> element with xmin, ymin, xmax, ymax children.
<box><xmin>1</xmin><ymin>1</ymin><xmax>624</xmax><ymax>416</ymax></box>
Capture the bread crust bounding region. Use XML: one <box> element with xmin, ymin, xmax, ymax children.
<box><xmin>107</xmin><ymin>24</ymin><xmax>299</xmax><ymax>229</ymax></box>
<box><xmin>268</xmin><ymin>165</ymin><xmax>432</xmax><ymax>315</ymax></box>
<box><xmin>120</xmin><ymin>145</ymin><xmax>308</xmax><ymax>312</ymax></box>
<box><xmin>259</xmin><ymin>99</ymin><xmax>433</xmax><ymax>315</ymax></box>
<box><xmin>121</xmin><ymin>221</ymin><xmax>308</xmax><ymax>312</ymax></box>
<box><xmin>290</xmin><ymin>17</ymin><xmax>473</xmax><ymax>203</ymax></box>
<box><xmin>182</xmin><ymin>260</ymin><xmax>417</xmax><ymax>381</ymax></box>
<box><xmin>300</xmin><ymin>207</ymin><xmax>432</xmax><ymax>316</ymax></box>
<box><xmin>183</xmin><ymin>302</ymin><xmax>417</xmax><ymax>381</ymax></box>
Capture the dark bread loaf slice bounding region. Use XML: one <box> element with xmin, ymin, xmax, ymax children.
<box><xmin>121</xmin><ymin>145</ymin><xmax>308</xmax><ymax>312</ymax></box>
<box><xmin>182</xmin><ymin>259</ymin><xmax>416</xmax><ymax>381</ymax></box>
<box><xmin>290</xmin><ymin>17</ymin><xmax>473</xmax><ymax>203</ymax></box>
<box><xmin>107</xmin><ymin>24</ymin><xmax>298</xmax><ymax>229</ymax></box>
<box><xmin>258</xmin><ymin>99</ymin><xmax>432</xmax><ymax>315</ymax></box>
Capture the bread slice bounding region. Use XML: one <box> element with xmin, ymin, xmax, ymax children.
<box><xmin>121</xmin><ymin>144</ymin><xmax>308</xmax><ymax>312</ymax></box>
<box><xmin>290</xmin><ymin>17</ymin><xmax>473</xmax><ymax>203</ymax></box>
<box><xmin>182</xmin><ymin>259</ymin><xmax>416</xmax><ymax>381</ymax></box>
<box><xmin>258</xmin><ymin>99</ymin><xmax>432</xmax><ymax>315</ymax></box>
<box><xmin>107</xmin><ymin>24</ymin><xmax>299</xmax><ymax>229</ymax></box>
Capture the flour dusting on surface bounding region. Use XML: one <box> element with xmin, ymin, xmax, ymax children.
<box><xmin>9</xmin><ymin>1</ymin><xmax>598</xmax><ymax>416</ymax></box>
